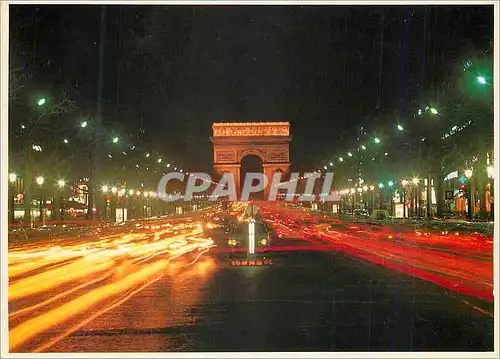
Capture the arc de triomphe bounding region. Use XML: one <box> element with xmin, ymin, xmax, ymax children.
<box><xmin>212</xmin><ymin>122</ymin><xmax>291</xmax><ymax>197</ymax></box>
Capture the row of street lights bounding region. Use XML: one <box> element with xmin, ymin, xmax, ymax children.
<box><xmin>9</xmin><ymin>173</ymin><xmax>67</xmax><ymax>188</ymax></box>
<box><xmin>320</xmin><ymin>71</ymin><xmax>491</xmax><ymax>188</ymax></box>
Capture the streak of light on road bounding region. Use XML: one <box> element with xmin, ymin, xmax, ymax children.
<box><xmin>256</xmin><ymin>202</ymin><xmax>493</xmax><ymax>304</ymax></box>
<box><xmin>8</xmin><ymin>216</ymin><xmax>216</xmax><ymax>352</ymax></box>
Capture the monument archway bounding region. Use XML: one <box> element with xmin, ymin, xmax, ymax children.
<box><xmin>212</xmin><ymin>122</ymin><xmax>290</xmax><ymax>198</ymax></box>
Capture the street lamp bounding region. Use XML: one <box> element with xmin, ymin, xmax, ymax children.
<box><xmin>388</xmin><ymin>181</ymin><xmax>394</xmax><ymax>187</ymax></box>
<box><xmin>129</xmin><ymin>189</ymin><xmax>134</xmax><ymax>196</ymax></box>
<box><xmin>80</xmin><ymin>121</ymin><xmax>88</xmax><ymax>128</ymax></box>
<box><xmin>430</xmin><ymin>108</ymin><xmax>439</xmax><ymax>115</ymax></box>
<box><xmin>36</xmin><ymin>176</ymin><xmax>45</xmax><ymax>186</ymax></box>
<box><xmin>111</xmin><ymin>186</ymin><xmax>118</xmax><ymax>194</ymax></box>
<box><xmin>347</xmin><ymin>152</ymin><xmax>353</xmax><ymax>157</ymax></box>
<box><xmin>397</xmin><ymin>124</ymin><xmax>404</xmax><ymax>131</ymax></box>
<box><xmin>9</xmin><ymin>173</ymin><xmax>17</xmax><ymax>183</ymax></box>
<box><xmin>369</xmin><ymin>185</ymin><xmax>375</xmax><ymax>191</ymax></box>
<box><xmin>101</xmin><ymin>185</ymin><xmax>109</xmax><ymax>193</ymax></box>
<box><xmin>374</xmin><ymin>137</ymin><xmax>381</xmax><ymax>144</ymax></box>
<box><xmin>477</xmin><ymin>76</ymin><xmax>487</xmax><ymax>85</ymax></box>
<box><xmin>339</xmin><ymin>157</ymin><xmax>344</xmax><ymax>162</ymax></box>
<box><xmin>465</xmin><ymin>169</ymin><xmax>473</xmax><ymax>221</ymax></box>
<box><xmin>37</xmin><ymin>98</ymin><xmax>46</xmax><ymax>106</ymax></box>
<box><xmin>412</xmin><ymin>177</ymin><xmax>420</xmax><ymax>217</ymax></box>
<box><xmin>401</xmin><ymin>179</ymin><xmax>409</xmax><ymax>218</ymax></box>
<box><xmin>378</xmin><ymin>183</ymin><xmax>384</xmax><ymax>189</ymax></box>
<box><xmin>487</xmin><ymin>166</ymin><xmax>494</xmax><ymax>179</ymax></box>
<box><xmin>112</xmin><ymin>137</ymin><xmax>119</xmax><ymax>144</ymax></box>
<box><xmin>57</xmin><ymin>179</ymin><xmax>65</xmax><ymax>188</ymax></box>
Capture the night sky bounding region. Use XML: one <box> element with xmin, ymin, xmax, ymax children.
<box><xmin>9</xmin><ymin>5</ymin><xmax>493</xmax><ymax>171</ymax></box>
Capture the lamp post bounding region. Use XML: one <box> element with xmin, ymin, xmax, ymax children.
<box><xmin>9</xmin><ymin>173</ymin><xmax>18</xmax><ymax>223</ymax></box>
<box><xmin>56</xmin><ymin>179</ymin><xmax>66</xmax><ymax>220</ymax></box>
<box><xmin>387</xmin><ymin>181</ymin><xmax>394</xmax><ymax>215</ymax></box>
<box><xmin>36</xmin><ymin>176</ymin><xmax>45</xmax><ymax>225</ymax></box>
<box><xmin>465</xmin><ymin>169</ymin><xmax>473</xmax><ymax>221</ymax></box>
<box><xmin>401</xmin><ymin>179</ymin><xmax>409</xmax><ymax>218</ymax></box>
<box><xmin>369</xmin><ymin>185</ymin><xmax>375</xmax><ymax>212</ymax></box>
<box><xmin>350</xmin><ymin>188</ymin><xmax>356</xmax><ymax>214</ymax></box>
<box><xmin>412</xmin><ymin>177</ymin><xmax>420</xmax><ymax>218</ymax></box>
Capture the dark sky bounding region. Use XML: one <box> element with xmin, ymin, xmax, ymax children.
<box><xmin>9</xmin><ymin>5</ymin><xmax>493</xmax><ymax>171</ymax></box>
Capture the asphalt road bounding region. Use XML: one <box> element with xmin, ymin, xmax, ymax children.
<box><xmin>8</xmin><ymin>203</ymin><xmax>494</xmax><ymax>353</ymax></box>
<box><xmin>16</xmin><ymin>240</ymin><xmax>493</xmax><ymax>352</ymax></box>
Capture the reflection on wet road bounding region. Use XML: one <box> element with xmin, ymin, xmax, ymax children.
<box><xmin>8</xmin><ymin>202</ymin><xmax>494</xmax><ymax>352</ymax></box>
<box><xmin>9</xmin><ymin>214</ymin><xmax>216</xmax><ymax>352</ymax></box>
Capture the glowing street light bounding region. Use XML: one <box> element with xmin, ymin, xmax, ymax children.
<box><xmin>339</xmin><ymin>157</ymin><xmax>344</xmax><ymax>162</ymax></box>
<box><xmin>324</xmin><ymin>165</ymin><xmax>327</xmax><ymax>170</ymax></box>
<box><xmin>146</xmin><ymin>153</ymin><xmax>150</xmax><ymax>158</ymax></box>
<box><xmin>477</xmin><ymin>76</ymin><xmax>487</xmax><ymax>85</ymax></box>
<box><xmin>36</xmin><ymin>176</ymin><xmax>45</xmax><ymax>186</ymax></box>
<box><xmin>129</xmin><ymin>189</ymin><xmax>134</xmax><ymax>195</ymax></box>
<box><xmin>487</xmin><ymin>166</ymin><xmax>494</xmax><ymax>179</ymax></box>
<box><xmin>158</xmin><ymin>158</ymin><xmax>162</xmax><ymax>163</ymax></box>
<box><xmin>362</xmin><ymin>185</ymin><xmax>368</xmax><ymax>192</ymax></box>
<box><xmin>373</xmin><ymin>137</ymin><xmax>381</xmax><ymax>144</ymax></box>
<box><xmin>465</xmin><ymin>169</ymin><xmax>473</xmax><ymax>179</ymax></box>
<box><xmin>329</xmin><ymin>162</ymin><xmax>333</xmax><ymax>166</ymax></box>
<box><xmin>378</xmin><ymin>183</ymin><xmax>385</xmax><ymax>189</ymax></box>
<box><xmin>167</xmin><ymin>163</ymin><xmax>171</xmax><ymax>168</ymax></box>
<box><xmin>9</xmin><ymin>173</ymin><xmax>17</xmax><ymax>183</ymax></box>
<box><xmin>369</xmin><ymin>185</ymin><xmax>375</xmax><ymax>191</ymax></box>
<box><xmin>37</xmin><ymin>98</ymin><xmax>46</xmax><ymax>106</ymax></box>
<box><xmin>412</xmin><ymin>177</ymin><xmax>420</xmax><ymax>185</ymax></box>
<box><xmin>63</xmin><ymin>138</ymin><xmax>69</xmax><ymax>144</ymax></box>
<box><xmin>430</xmin><ymin>108</ymin><xmax>439</xmax><ymax>115</ymax></box>
<box><xmin>57</xmin><ymin>179</ymin><xmax>66</xmax><ymax>188</ymax></box>
<box><xmin>401</xmin><ymin>179</ymin><xmax>409</xmax><ymax>187</ymax></box>
<box><xmin>111</xmin><ymin>187</ymin><xmax>118</xmax><ymax>194</ymax></box>
<box><xmin>361</xmin><ymin>145</ymin><xmax>367</xmax><ymax>150</ymax></box>
<box><xmin>347</xmin><ymin>152</ymin><xmax>353</xmax><ymax>157</ymax></box>
<box><xmin>80</xmin><ymin>121</ymin><xmax>88</xmax><ymax>128</ymax></box>
<box><xmin>388</xmin><ymin>181</ymin><xmax>394</xmax><ymax>187</ymax></box>
<box><xmin>101</xmin><ymin>185</ymin><xmax>109</xmax><ymax>193</ymax></box>
<box><xmin>397</xmin><ymin>124</ymin><xmax>404</xmax><ymax>131</ymax></box>
<box><xmin>112</xmin><ymin>137</ymin><xmax>119</xmax><ymax>144</ymax></box>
